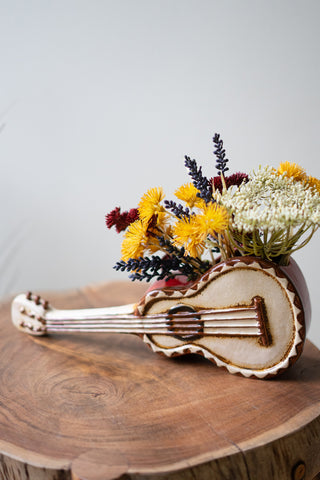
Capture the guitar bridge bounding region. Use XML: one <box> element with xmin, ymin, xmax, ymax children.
<box><xmin>254</xmin><ymin>296</ymin><xmax>272</xmax><ymax>347</ymax></box>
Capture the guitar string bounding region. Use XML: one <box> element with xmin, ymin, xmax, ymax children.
<box><xmin>44</xmin><ymin>318</ymin><xmax>262</xmax><ymax>336</ymax></box>
<box><xmin>44</xmin><ymin>308</ymin><xmax>258</xmax><ymax>324</ymax></box>
<box><xmin>47</xmin><ymin>307</ymin><xmax>257</xmax><ymax>322</ymax></box>
<box><xmin>45</xmin><ymin>326</ymin><xmax>262</xmax><ymax>336</ymax></box>
<box><xmin>45</xmin><ymin>317</ymin><xmax>259</xmax><ymax>326</ymax></box>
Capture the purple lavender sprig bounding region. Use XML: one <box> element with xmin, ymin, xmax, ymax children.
<box><xmin>114</xmin><ymin>254</ymin><xmax>205</xmax><ymax>282</ymax></box>
<box><xmin>164</xmin><ymin>200</ymin><xmax>190</xmax><ymax>219</ymax></box>
<box><xmin>213</xmin><ymin>133</ymin><xmax>229</xmax><ymax>176</ymax></box>
<box><xmin>184</xmin><ymin>155</ymin><xmax>212</xmax><ymax>203</ymax></box>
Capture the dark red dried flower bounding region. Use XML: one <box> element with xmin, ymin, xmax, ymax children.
<box><xmin>126</xmin><ymin>208</ymin><xmax>140</xmax><ymax>225</ymax></box>
<box><xmin>212</xmin><ymin>172</ymin><xmax>249</xmax><ymax>193</ymax></box>
<box><xmin>105</xmin><ymin>207</ymin><xmax>139</xmax><ymax>233</ymax></box>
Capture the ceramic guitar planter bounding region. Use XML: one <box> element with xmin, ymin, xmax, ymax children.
<box><xmin>11</xmin><ymin>256</ymin><xmax>311</xmax><ymax>379</ymax></box>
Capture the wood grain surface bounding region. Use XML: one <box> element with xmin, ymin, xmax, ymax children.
<box><xmin>0</xmin><ymin>281</ymin><xmax>319</xmax><ymax>480</ymax></box>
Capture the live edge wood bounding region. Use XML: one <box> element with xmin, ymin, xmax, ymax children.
<box><xmin>0</xmin><ymin>282</ymin><xmax>319</xmax><ymax>480</ymax></box>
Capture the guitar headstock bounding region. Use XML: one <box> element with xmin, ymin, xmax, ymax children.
<box><xmin>11</xmin><ymin>292</ymin><xmax>49</xmax><ymax>336</ymax></box>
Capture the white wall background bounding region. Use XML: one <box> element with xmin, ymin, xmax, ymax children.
<box><xmin>0</xmin><ymin>0</ymin><xmax>319</xmax><ymax>348</ymax></box>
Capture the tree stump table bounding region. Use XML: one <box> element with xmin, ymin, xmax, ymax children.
<box><xmin>0</xmin><ymin>281</ymin><xmax>319</xmax><ymax>480</ymax></box>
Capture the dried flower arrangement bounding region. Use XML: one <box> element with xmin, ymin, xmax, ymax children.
<box><xmin>106</xmin><ymin>134</ymin><xmax>320</xmax><ymax>282</ymax></box>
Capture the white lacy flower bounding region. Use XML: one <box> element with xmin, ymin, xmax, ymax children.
<box><xmin>221</xmin><ymin>166</ymin><xmax>320</xmax><ymax>233</ymax></box>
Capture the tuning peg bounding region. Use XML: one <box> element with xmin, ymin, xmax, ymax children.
<box><xmin>42</xmin><ymin>300</ymin><xmax>49</xmax><ymax>310</ymax></box>
<box><xmin>26</xmin><ymin>292</ymin><xmax>32</xmax><ymax>300</ymax></box>
<box><xmin>34</xmin><ymin>326</ymin><xmax>45</xmax><ymax>333</ymax></box>
<box><xmin>34</xmin><ymin>295</ymin><xmax>41</xmax><ymax>305</ymax></box>
<box><xmin>37</xmin><ymin>315</ymin><xmax>45</xmax><ymax>325</ymax></box>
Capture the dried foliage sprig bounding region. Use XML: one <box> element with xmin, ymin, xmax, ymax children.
<box><xmin>106</xmin><ymin>134</ymin><xmax>320</xmax><ymax>282</ymax></box>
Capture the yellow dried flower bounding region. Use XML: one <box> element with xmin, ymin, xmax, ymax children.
<box><xmin>307</xmin><ymin>176</ymin><xmax>320</xmax><ymax>194</ymax></box>
<box><xmin>173</xmin><ymin>203</ymin><xmax>229</xmax><ymax>257</ymax></box>
<box><xmin>121</xmin><ymin>220</ymin><xmax>148</xmax><ymax>261</ymax></box>
<box><xmin>174</xmin><ymin>183</ymin><xmax>206</xmax><ymax>208</ymax></box>
<box><xmin>199</xmin><ymin>203</ymin><xmax>230</xmax><ymax>237</ymax></box>
<box><xmin>138</xmin><ymin>187</ymin><xmax>167</xmax><ymax>227</ymax></box>
<box><xmin>173</xmin><ymin>216</ymin><xmax>205</xmax><ymax>257</ymax></box>
<box><xmin>276</xmin><ymin>162</ymin><xmax>306</xmax><ymax>182</ymax></box>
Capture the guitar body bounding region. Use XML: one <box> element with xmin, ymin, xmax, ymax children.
<box><xmin>136</xmin><ymin>257</ymin><xmax>310</xmax><ymax>378</ymax></box>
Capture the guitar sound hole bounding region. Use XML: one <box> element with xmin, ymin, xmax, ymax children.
<box><xmin>167</xmin><ymin>305</ymin><xmax>203</xmax><ymax>341</ymax></box>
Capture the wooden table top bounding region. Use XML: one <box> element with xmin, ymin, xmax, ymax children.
<box><xmin>0</xmin><ymin>281</ymin><xmax>319</xmax><ymax>480</ymax></box>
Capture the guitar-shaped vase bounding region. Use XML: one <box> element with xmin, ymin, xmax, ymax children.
<box><xmin>11</xmin><ymin>256</ymin><xmax>311</xmax><ymax>379</ymax></box>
